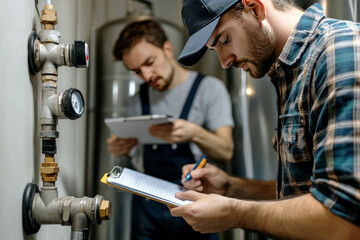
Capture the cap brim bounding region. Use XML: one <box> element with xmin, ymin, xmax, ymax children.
<box><xmin>178</xmin><ymin>17</ymin><xmax>220</xmax><ymax>66</ymax></box>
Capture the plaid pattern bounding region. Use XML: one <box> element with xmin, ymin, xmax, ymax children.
<box><xmin>271</xmin><ymin>4</ymin><xmax>360</xmax><ymax>225</ymax></box>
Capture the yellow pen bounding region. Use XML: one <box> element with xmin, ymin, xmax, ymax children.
<box><xmin>185</xmin><ymin>155</ymin><xmax>207</xmax><ymax>182</ymax></box>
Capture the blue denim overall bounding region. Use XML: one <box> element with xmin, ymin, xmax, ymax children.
<box><xmin>131</xmin><ymin>74</ymin><xmax>219</xmax><ymax>240</ymax></box>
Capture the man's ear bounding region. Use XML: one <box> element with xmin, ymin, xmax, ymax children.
<box><xmin>163</xmin><ymin>40</ymin><xmax>174</xmax><ymax>58</ymax></box>
<box><xmin>243</xmin><ymin>0</ymin><xmax>266</xmax><ymax>21</ymax></box>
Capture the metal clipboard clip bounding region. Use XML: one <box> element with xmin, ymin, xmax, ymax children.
<box><xmin>107</xmin><ymin>166</ymin><xmax>124</xmax><ymax>178</ymax></box>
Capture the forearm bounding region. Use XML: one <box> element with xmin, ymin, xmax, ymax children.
<box><xmin>229</xmin><ymin>194</ymin><xmax>360</xmax><ymax>239</ymax></box>
<box><xmin>191</xmin><ymin>126</ymin><xmax>233</xmax><ymax>161</ymax></box>
<box><xmin>226</xmin><ymin>177</ymin><xmax>276</xmax><ymax>200</ymax></box>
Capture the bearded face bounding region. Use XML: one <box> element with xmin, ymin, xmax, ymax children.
<box><xmin>123</xmin><ymin>40</ymin><xmax>175</xmax><ymax>91</ymax></box>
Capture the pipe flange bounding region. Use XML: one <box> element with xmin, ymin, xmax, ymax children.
<box><xmin>94</xmin><ymin>195</ymin><xmax>104</xmax><ymax>225</ymax></box>
<box><xmin>22</xmin><ymin>182</ymin><xmax>41</xmax><ymax>234</ymax></box>
<box><xmin>28</xmin><ymin>31</ymin><xmax>41</xmax><ymax>75</ymax></box>
<box><xmin>39</xmin><ymin>29</ymin><xmax>60</xmax><ymax>44</ymax></box>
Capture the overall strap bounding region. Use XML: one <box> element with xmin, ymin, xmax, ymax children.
<box><xmin>139</xmin><ymin>83</ymin><xmax>150</xmax><ymax>115</ymax></box>
<box><xmin>179</xmin><ymin>73</ymin><xmax>205</xmax><ymax>120</ymax></box>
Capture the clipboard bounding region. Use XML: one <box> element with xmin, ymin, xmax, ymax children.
<box><xmin>104</xmin><ymin>114</ymin><xmax>174</xmax><ymax>144</ymax></box>
<box><xmin>101</xmin><ymin>166</ymin><xmax>193</xmax><ymax>207</ymax></box>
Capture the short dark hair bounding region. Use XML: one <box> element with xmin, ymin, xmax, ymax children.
<box><xmin>113</xmin><ymin>19</ymin><xmax>168</xmax><ymax>60</ymax></box>
<box><xmin>229</xmin><ymin>0</ymin><xmax>296</xmax><ymax>19</ymax></box>
<box><xmin>272</xmin><ymin>0</ymin><xmax>296</xmax><ymax>11</ymax></box>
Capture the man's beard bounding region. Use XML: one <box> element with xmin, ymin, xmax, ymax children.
<box><xmin>155</xmin><ymin>61</ymin><xmax>174</xmax><ymax>91</ymax></box>
<box><xmin>235</xmin><ymin>21</ymin><xmax>276</xmax><ymax>78</ymax></box>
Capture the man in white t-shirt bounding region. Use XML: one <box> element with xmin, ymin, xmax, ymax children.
<box><xmin>107</xmin><ymin>19</ymin><xmax>234</xmax><ymax>240</ymax></box>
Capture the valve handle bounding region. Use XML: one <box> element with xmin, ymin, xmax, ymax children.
<box><xmin>28</xmin><ymin>31</ymin><xmax>41</xmax><ymax>75</ymax></box>
<box><xmin>71</xmin><ymin>41</ymin><xmax>89</xmax><ymax>68</ymax></box>
<box><xmin>22</xmin><ymin>183</ymin><xmax>41</xmax><ymax>234</ymax></box>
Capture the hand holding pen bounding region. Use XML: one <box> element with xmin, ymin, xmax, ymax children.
<box><xmin>185</xmin><ymin>156</ymin><xmax>207</xmax><ymax>182</ymax></box>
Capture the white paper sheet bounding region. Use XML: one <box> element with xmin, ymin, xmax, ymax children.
<box><xmin>106</xmin><ymin>167</ymin><xmax>193</xmax><ymax>206</ymax></box>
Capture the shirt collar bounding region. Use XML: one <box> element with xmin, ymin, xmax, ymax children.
<box><xmin>278</xmin><ymin>3</ymin><xmax>326</xmax><ymax>66</ymax></box>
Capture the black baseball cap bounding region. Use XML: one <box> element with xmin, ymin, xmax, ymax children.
<box><xmin>178</xmin><ymin>0</ymin><xmax>239</xmax><ymax>66</ymax></box>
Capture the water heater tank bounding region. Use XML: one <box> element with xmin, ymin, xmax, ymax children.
<box><xmin>293</xmin><ymin>0</ymin><xmax>359</xmax><ymax>22</ymax></box>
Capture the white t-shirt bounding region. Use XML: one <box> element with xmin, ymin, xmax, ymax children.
<box><xmin>127</xmin><ymin>71</ymin><xmax>234</xmax><ymax>171</ymax></box>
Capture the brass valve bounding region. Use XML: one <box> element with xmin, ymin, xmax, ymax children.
<box><xmin>99</xmin><ymin>200</ymin><xmax>112</xmax><ymax>220</ymax></box>
<box><xmin>41</xmin><ymin>4</ymin><xmax>58</xmax><ymax>30</ymax></box>
<box><xmin>41</xmin><ymin>75</ymin><xmax>58</xmax><ymax>82</ymax></box>
<box><xmin>39</xmin><ymin>155</ymin><xmax>59</xmax><ymax>182</ymax></box>
<box><xmin>41</xmin><ymin>75</ymin><xmax>58</xmax><ymax>88</ymax></box>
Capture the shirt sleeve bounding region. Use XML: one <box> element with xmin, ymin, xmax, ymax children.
<box><xmin>309</xmin><ymin>32</ymin><xmax>360</xmax><ymax>226</ymax></box>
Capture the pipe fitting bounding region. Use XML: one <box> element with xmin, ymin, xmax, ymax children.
<box><xmin>41</xmin><ymin>4</ymin><xmax>58</xmax><ymax>30</ymax></box>
<box><xmin>43</xmin><ymin>88</ymin><xmax>85</xmax><ymax>120</ymax></box>
<box><xmin>100</xmin><ymin>200</ymin><xmax>112</xmax><ymax>221</ymax></box>
<box><xmin>71</xmin><ymin>213</ymin><xmax>89</xmax><ymax>240</ymax></box>
<box><xmin>28</xmin><ymin>31</ymin><xmax>89</xmax><ymax>75</ymax></box>
<box><xmin>39</xmin><ymin>155</ymin><xmax>59</xmax><ymax>182</ymax></box>
<box><xmin>22</xmin><ymin>184</ymin><xmax>112</xmax><ymax>235</ymax></box>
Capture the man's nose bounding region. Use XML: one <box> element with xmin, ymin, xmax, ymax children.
<box><xmin>217</xmin><ymin>50</ymin><xmax>233</xmax><ymax>69</ymax></box>
<box><xmin>141</xmin><ymin>68</ymin><xmax>153</xmax><ymax>82</ymax></box>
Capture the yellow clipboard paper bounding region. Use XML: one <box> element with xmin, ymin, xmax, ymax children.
<box><xmin>101</xmin><ymin>166</ymin><xmax>193</xmax><ymax>207</ymax></box>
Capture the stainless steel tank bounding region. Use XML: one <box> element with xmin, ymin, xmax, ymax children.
<box><xmin>86</xmin><ymin>15</ymin><xmax>185</xmax><ymax>240</ymax></box>
<box><xmin>294</xmin><ymin>0</ymin><xmax>359</xmax><ymax>22</ymax></box>
<box><xmin>324</xmin><ymin>0</ymin><xmax>359</xmax><ymax>22</ymax></box>
<box><xmin>229</xmin><ymin>70</ymin><xmax>277</xmax><ymax>181</ymax></box>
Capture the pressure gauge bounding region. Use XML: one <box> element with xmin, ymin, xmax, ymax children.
<box><xmin>63</xmin><ymin>88</ymin><xmax>85</xmax><ymax>120</ymax></box>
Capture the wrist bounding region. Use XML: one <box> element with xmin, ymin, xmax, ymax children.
<box><xmin>190</xmin><ymin>123</ymin><xmax>202</xmax><ymax>143</ymax></box>
<box><xmin>224</xmin><ymin>176</ymin><xmax>235</xmax><ymax>197</ymax></box>
<box><xmin>227</xmin><ymin>198</ymin><xmax>243</xmax><ymax>229</ymax></box>
<box><xmin>119</xmin><ymin>153</ymin><xmax>131</xmax><ymax>160</ymax></box>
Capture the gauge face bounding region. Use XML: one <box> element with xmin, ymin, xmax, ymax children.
<box><xmin>71</xmin><ymin>91</ymin><xmax>84</xmax><ymax>115</ymax></box>
<box><xmin>63</xmin><ymin>88</ymin><xmax>85</xmax><ymax>120</ymax></box>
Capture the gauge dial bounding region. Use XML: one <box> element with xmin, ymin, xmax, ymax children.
<box><xmin>71</xmin><ymin>91</ymin><xmax>84</xmax><ymax>115</ymax></box>
<box><xmin>63</xmin><ymin>88</ymin><xmax>85</xmax><ymax>120</ymax></box>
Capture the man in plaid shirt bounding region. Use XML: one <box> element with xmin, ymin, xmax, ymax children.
<box><xmin>170</xmin><ymin>0</ymin><xmax>360</xmax><ymax>239</ymax></box>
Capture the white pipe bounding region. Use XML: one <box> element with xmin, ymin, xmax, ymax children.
<box><xmin>240</xmin><ymin>70</ymin><xmax>254</xmax><ymax>179</ymax></box>
<box><xmin>348</xmin><ymin>0</ymin><xmax>357</xmax><ymax>22</ymax></box>
<box><xmin>126</xmin><ymin>0</ymin><xmax>134</xmax><ymax>16</ymax></box>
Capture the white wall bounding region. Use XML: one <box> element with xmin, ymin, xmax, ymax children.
<box><xmin>0</xmin><ymin>0</ymin><xmax>37</xmax><ymax>237</ymax></box>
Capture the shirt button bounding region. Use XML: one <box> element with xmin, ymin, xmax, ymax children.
<box><xmin>171</xmin><ymin>144</ymin><xmax>177</xmax><ymax>150</ymax></box>
<box><xmin>152</xmin><ymin>144</ymin><xmax>157</xmax><ymax>150</ymax></box>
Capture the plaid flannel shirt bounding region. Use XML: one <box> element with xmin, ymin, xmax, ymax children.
<box><xmin>271</xmin><ymin>4</ymin><xmax>360</xmax><ymax>226</ymax></box>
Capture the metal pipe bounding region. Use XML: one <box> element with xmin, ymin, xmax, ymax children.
<box><xmin>240</xmin><ymin>70</ymin><xmax>254</xmax><ymax>178</ymax></box>
<box><xmin>33</xmin><ymin>191</ymin><xmax>111</xmax><ymax>226</ymax></box>
<box><xmin>71</xmin><ymin>213</ymin><xmax>89</xmax><ymax>240</ymax></box>
<box><xmin>126</xmin><ymin>0</ymin><xmax>134</xmax><ymax>15</ymax></box>
<box><xmin>347</xmin><ymin>0</ymin><xmax>357</xmax><ymax>22</ymax></box>
<box><xmin>23</xmin><ymin>2</ymin><xmax>111</xmax><ymax>237</ymax></box>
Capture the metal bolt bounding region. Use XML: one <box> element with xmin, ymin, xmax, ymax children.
<box><xmin>99</xmin><ymin>200</ymin><xmax>111</xmax><ymax>220</ymax></box>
